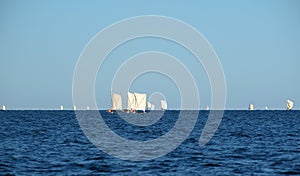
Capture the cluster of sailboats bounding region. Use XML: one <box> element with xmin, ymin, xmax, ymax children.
<box><xmin>248</xmin><ymin>99</ymin><xmax>294</xmax><ymax>111</ymax></box>
<box><xmin>0</xmin><ymin>99</ymin><xmax>295</xmax><ymax>111</ymax></box>
<box><xmin>108</xmin><ymin>92</ymin><xmax>168</xmax><ymax>113</ymax></box>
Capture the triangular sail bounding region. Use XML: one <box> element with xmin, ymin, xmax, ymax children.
<box><xmin>111</xmin><ymin>93</ymin><xmax>122</xmax><ymax>110</ymax></box>
<box><xmin>161</xmin><ymin>100</ymin><xmax>167</xmax><ymax>110</ymax></box>
<box><xmin>287</xmin><ymin>100</ymin><xmax>294</xmax><ymax>110</ymax></box>
<box><xmin>134</xmin><ymin>93</ymin><xmax>146</xmax><ymax>111</ymax></box>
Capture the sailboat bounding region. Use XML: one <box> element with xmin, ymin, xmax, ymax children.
<box><xmin>147</xmin><ymin>102</ymin><xmax>152</xmax><ymax>111</ymax></box>
<box><xmin>161</xmin><ymin>100</ymin><xmax>167</xmax><ymax>111</ymax></box>
<box><xmin>147</xmin><ymin>102</ymin><xmax>155</xmax><ymax>111</ymax></box>
<box><xmin>108</xmin><ymin>93</ymin><xmax>122</xmax><ymax>113</ymax></box>
<box><xmin>249</xmin><ymin>104</ymin><xmax>254</xmax><ymax>110</ymax></box>
<box><xmin>126</xmin><ymin>92</ymin><xmax>147</xmax><ymax>113</ymax></box>
<box><xmin>151</xmin><ymin>104</ymin><xmax>155</xmax><ymax>110</ymax></box>
<box><xmin>73</xmin><ymin>106</ymin><xmax>77</xmax><ymax>111</ymax></box>
<box><xmin>60</xmin><ymin>105</ymin><xmax>64</xmax><ymax>110</ymax></box>
<box><xmin>127</xmin><ymin>92</ymin><xmax>136</xmax><ymax>113</ymax></box>
<box><xmin>134</xmin><ymin>92</ymin><xmax>147</xmax><ymax>113</ymax></box>
<box><xmin>286</xmin><ymin>100</ymin><xmax>294</xmax><ymax>110</ymax></box>
<box><xmin>1</xmin><ymin>105</ymin><xmax>6</xmax><ymax>111</ymax></box>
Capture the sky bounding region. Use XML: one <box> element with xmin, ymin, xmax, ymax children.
<box><xmin>0</xmin><ymin>0</ymin><xmax>299</xmax><ymax>110</ymax></box>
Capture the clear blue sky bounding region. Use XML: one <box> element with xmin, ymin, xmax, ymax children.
<box><xmin>0</xmin><ymin>0</ymin><xmax>299</xmax><ymax>110</ymax></box>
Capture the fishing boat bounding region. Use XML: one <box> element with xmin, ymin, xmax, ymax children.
<box><xmin>161</xmin><ymin>100</ymin><xmax>167</xmax><ymax>111</ymax></box>
<box><xmin>286</xmin><ymin>100</ymin><xmax>294</xmax><ymax>110</ymax></box>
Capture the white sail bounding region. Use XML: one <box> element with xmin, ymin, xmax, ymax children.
<box><xmin>111</xmin><ymin>93</ymin><xmax>122</xmax><ymax>110</ymax></box>
<box><xmin>127</xmin><ymin>92</ymin><xmax>136</xmax><ymax>110</ymax></box>
<box><xmin>249</xmin><ymin>104</ymin><xmax>254</xmax><ymax>110</ymax></box>
<box><xmin>287</xmin><ymin>100</ymin><xmax>294</xmax><ymax>110</ymax></box>
<box><xmin>265</xmin><ymin>106</ymin><xmax>268</xmax><ymax>110</ymax></box>
<box><xmin>86</xmin><ymin>106</ymin><xmax>90</xmax><ymax>110</ymax></box>
<box><xmin>73</xmin><ymin>106</ymin><xmax>77</xmax><ymax>111</ymax></box>
<box><xmin>134</xmin><ymin>93</ymin><xmax>146</xmax><ymax>111</ymax></box>
<box><xmin>161</xmin><ymin>100</ymin><xmax>167</xmax><ymax>110</ymax></box>
<box><xmin>205</xmin><ymin>106</ymin><xmax>209</xmax><ymax>110</ymax></box>
<box><xmin>151</xmin><ymin>104</ymin><xmax>155</xmax><ymax>110</ymax></box>
<box><xmin>147</xmin><ymin>102</ymin><xmax>152</xmax><ymax>110</ymax></box>
<box><xmin>2</xmin><ymin>105</ymin><xmax>6</xmax><ymax>111</ymax></box>
<box><xmin>60</xmin><ymin>105</ymin><xmax>64</xmax><ymax>110</ymax></box>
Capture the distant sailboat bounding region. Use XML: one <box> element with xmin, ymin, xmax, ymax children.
<box><xmin>2</xmin><ymin>105</ymin><xmax>6</xmax><ymax>111</ymax></box>
<box><xmin>108</xmin><ymin>93</ymin><xmax>122</xmax><ymax>113</ymax></box>
<box><xmin>147</xmin><ymin>102</ymin><xmax>152</xmax><ymax>110</ymax></box>
<box><xmin>151</xmin><ymin>104</ymin><xmax>155</xmax><ymax>110</ymax></box>
<box><xmin>286</xmin><ymin>100</ymin><xmax>294</xmax><ymax>110</ymax></box>
<box><xmin>205</xmin><ymin>106</ymin><xmax>209</xmax><ymax>110</ymax></box>
<box><xmin>86</xmin><ymin>106</ymin><xmax>90</xmax><ymax>110</ymax></box>
<box><xmin>265</xmin><ymin>106</ymin><xmax>268</xmax><ymax>110</ymax></box>
<box><xmin>73</xmin><ymin>106</ymin><xmax>77</xmax><ymax>111</ymax></box>
<box><xmin>147</xmin><ymin>102</ymin><xmax>155</xmax><ymax>111</ymax></box>
<box><xmin>249</xmin><ymin>104</ymin><xmax>254</xmax><ymax>110</ymax></box>
<box><xmin>134</xmin><ymin>92</ymin><xmax>147</xmax><ymax>112</ymax></box>
<box><xmin>126</xmin><ymin>92</ymin><xmax>147</xmax><ymax>113</ymax></box>
<box><xmin>60</xmin><ymin>105</ymin><xmax>64</xmax><ymax>110</ymax></box>
<box><xmin>161</xmin><ymin>100</ymin><xmax>167</xmax><ymax>111</ymax></box>
<box><xmin>112</xmin><ymin>93</ymin><xmax>122</xmax><ymax>110</ymax></box>
<box><xmin>127</xmin><ymin>92</ymin><xmax>136</xmax><ymax>112</ymax></box>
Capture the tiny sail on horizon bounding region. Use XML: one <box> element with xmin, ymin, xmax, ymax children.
<box><xmin>2</xmin><ymin>105</ymin><xmax>6</xmax><ymax>111</ymax></box>
<box><xmin>111</xmin><ymin>93</ymin><xmax>122</xmax><ymax>110</ymax></box>
<box><xmin>147</xmin><ymin>102</ymin><xmax>152</xmax><ymax>110</ymax></box>
<box><xmin>161</xmin><ymin>100</ymin><xmax>168</xmax><ymax>110</ymax></box>
<box><xmin>60</xmin><ymin>105</ymin><xmax>64</xmax><ymax>110</ymax></box>
<box><xmin>151</xmin><ymin>104</ymin><xmax>155</xmax><ymax>110</ymax></box>
<box><xmin>249</xmin><ymin>104</ymin><xmax>254</xmax><ymax>110</ymax></box>
<box><xmin>73</xmin><ymin>106</ymin><xmax>76</xmax><ymax>111</ymax></box>
<box><xmin>286</xmin><ymin>99</ymin><xmax>294</xmax><ymax>110</ymax></box>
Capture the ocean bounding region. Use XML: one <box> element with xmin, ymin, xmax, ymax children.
<box><xmin>0</xmin><ymin>110</ymin><xmax>299</xmax><ymax>175</ymax></box>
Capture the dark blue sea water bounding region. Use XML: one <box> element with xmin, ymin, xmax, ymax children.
<box><xmin>0</xmin><ymin>110</ymin><xmax>299</xmax><ymax>175</ymax></box>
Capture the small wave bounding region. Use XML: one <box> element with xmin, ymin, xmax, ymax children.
<box><xmin>203</xmin><ymin>163</ymin><xmax>221</xmax><ymax>167</ymax></box>
<box><xmin>280</xmin><ymin>171</ymin><xmax>300</xmax><ymax>175</ymax></box>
